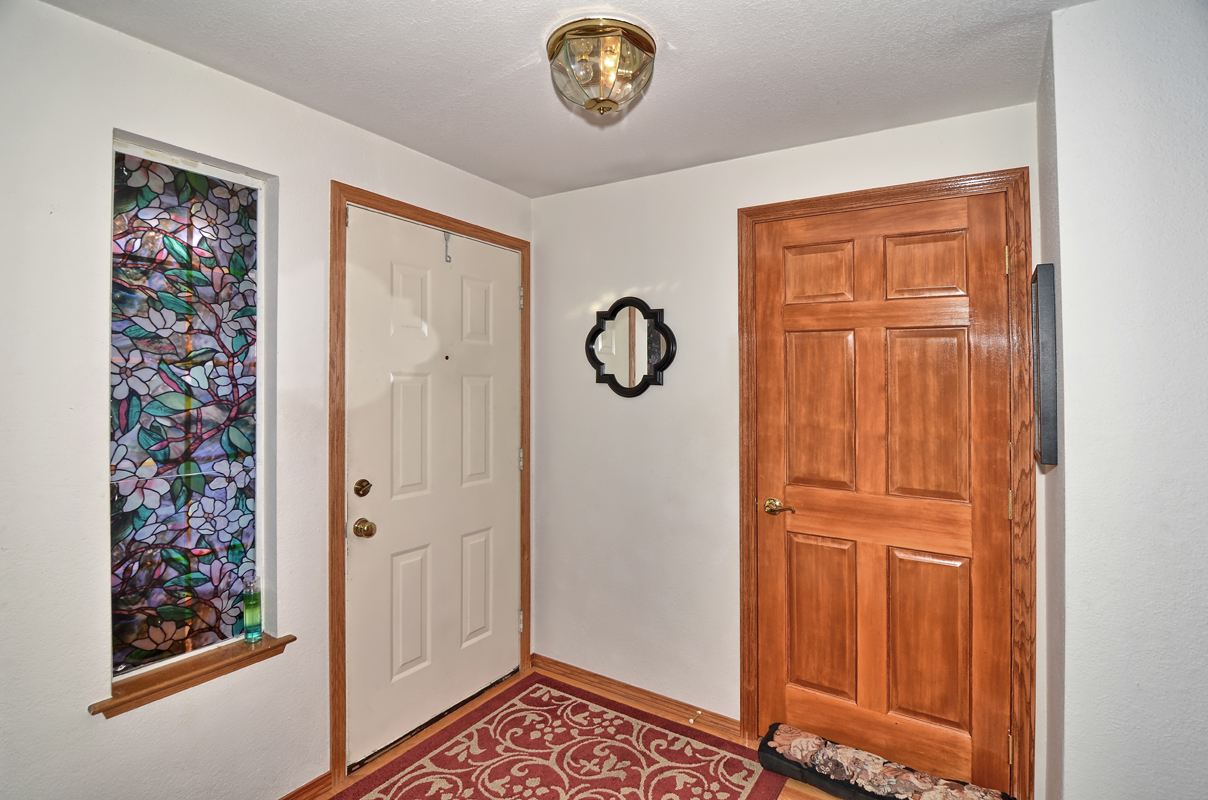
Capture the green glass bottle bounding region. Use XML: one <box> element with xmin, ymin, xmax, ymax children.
<box><xmin>243</xmin><ymin>576</ymin><xmax>262</xmax><ymax>643</ymax></box>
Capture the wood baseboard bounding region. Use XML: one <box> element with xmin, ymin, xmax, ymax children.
<box><xmin>279</xmin><ymin>772</ymin><xmax>331</xmax><ymax>800</ymax></box>
<box><xmin>530</xmin><ymin>654</ymin><xmax>746</xmax><ymax>747</ymax></box>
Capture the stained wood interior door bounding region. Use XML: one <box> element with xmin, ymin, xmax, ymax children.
<box><xmin>755</xmin><ymin>194</ymin><xmax>1011</xmax><ymax>791</ymax></box>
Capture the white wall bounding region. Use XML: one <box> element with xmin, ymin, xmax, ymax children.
<box><xmin>531</xmin><ymin>104</ymin><xmax>1042</xmax><ymax>727</ymax></box>
<box><xmin>0</xmin><ymin>2</ymin><xmax>530</xmax><ymax>798</ymax></box>
<box><xmin>1048</xmin><ymin>1</ymin><xmax>1208</xmax><ymax>797</ymax></box>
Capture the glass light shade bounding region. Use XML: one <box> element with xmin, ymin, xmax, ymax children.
<box><xmin>547</xmin><ymin>18</ymin><xmax>655</xmax><ymax>115</ymax></box>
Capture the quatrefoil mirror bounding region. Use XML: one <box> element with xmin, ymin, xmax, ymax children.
<box><xmin>585</xmin><ymin>297</ymin><xmax>676</xmax><ymax>397</ymax></box>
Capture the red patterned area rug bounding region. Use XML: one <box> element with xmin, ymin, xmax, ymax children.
<box><xmin>333</xmin><ymin>673</ymin><xmax>786</xmax><ymax>800</ymax></box>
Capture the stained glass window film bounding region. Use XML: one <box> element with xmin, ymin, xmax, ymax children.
<box><xmin>110</xmin><ymin>152</ymin><xmax>258</xmax><ymax>675</ymax></box>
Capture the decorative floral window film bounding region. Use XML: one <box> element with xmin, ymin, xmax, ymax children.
<box><xmin>110</xmin><ymin>151</ymin><xmax>259</xmax><ymax>675</ymax></box>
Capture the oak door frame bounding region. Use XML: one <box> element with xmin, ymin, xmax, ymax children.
<box><xmin>328</xmin><ymin>182</ymin><xmax>532</xmax><ymax>791</ymax></box>
<box><xmin>737</xmin><ymin>169</ymin><xmax>1036</xmax><ymax>800</ymax></box>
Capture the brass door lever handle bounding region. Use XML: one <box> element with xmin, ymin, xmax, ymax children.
<box><xmin>764</xmin><ymin>498</ymin><xmax>796</xmax><ymax>515</ymax></box>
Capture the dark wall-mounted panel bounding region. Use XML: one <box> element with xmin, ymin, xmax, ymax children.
<box><xmin>1032</xmin><ymin>263</ymin><xmax>1058</xmax><ymax>465</ymax></box>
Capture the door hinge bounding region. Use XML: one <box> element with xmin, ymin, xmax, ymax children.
<box><xmin>519</xmin><ymin>285</ymin><xmax>525</xmax><ymax>309</ymax></box>
<box><xmin>519</xmin><ymin>609</ymin><xmax>524</xmax><ymax>634</ymax></box>
<box><xmin>1008</xmin><ymin>732</ymin><xmax>1014</xmax><ymax>765</ymax></box>
<box><xmin>345</xmin><ymin>208</ymin><xmax>350</xmax><ymax>227</ymax></box>
<box><xmin>1008</xmin><ymin>489</ymin><xmax>1014</xmax><ymax>520</ymax></box>
<box><xmin>519</xmin><ymin>447</ymin><xmax>524</xmax><ymax>471</ymax></box>
<box><xmin>1005</xmin><ymin>245</ymin><xmax>1010</xmax><ymax>275</ymax></box>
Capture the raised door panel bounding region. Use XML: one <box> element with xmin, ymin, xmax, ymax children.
<box><xmin>887</xmin><ymin>328</ymin><xmax>970</xmax><ymax>501</ymax></box>
<box><xmin>787</xmin><ymin>533</ymin><xmax>857</xmax><ymax>701</ymax></box>
<box><xmin>885</xmin><ymin>231</ymin><xmax>968</xmax><ymax>299</ymax></box>
<box><xmin>786</xmin><ymin>330</ymin><xmax>856</xmax><ymax>490</ymax></box>
<box><xmin>392</xmin><ymin>264</ymin><xmax>430</xmax><ymax>334</ymax></box>
<box><xmin>888</xmin><ymin>548</ymin><xmax>971</xmax><ymax>732</ymax></box>
<box><xmin>784</xmin><ymin>241</ymin><xmax>855</xmax><ymax>304</ymax></box>
<box><xmin>390</xmin><ymin>373</ymin><xmax>429</xmax><ymax>497</ymax></box>
<box><xmin>461</xmin><ymin>528</ymin><xmax>492</xmax><ymax>646</ymax></box>
<box><xmin>461</xmin><ymin>376</ymin><xmax>492</xmax><ymax>486</ymax></box>
<box><xmin>461</xmin><ymin>276</ymin><xmax>492</xmax><ymax>344</ymax></box>
<box><xmin>391</xmin><ymin>546</ymin><xmax>430</xmax><ymax>679</ymax></box>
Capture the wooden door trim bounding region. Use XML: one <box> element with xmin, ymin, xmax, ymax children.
<box><xmin>328</xmin><ymin>182</ymin><xmax>532</xmax><ymax>791</ymax></box>
<box><xmin>737</xmin><ymin>169</ymin><xmax>1035</xmax><ymax>799</ymax></box>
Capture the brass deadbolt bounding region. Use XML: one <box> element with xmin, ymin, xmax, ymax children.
<box><xmin>353</xmin><ymin>478</ymin><xmax>372</xmax><ymax>497</ymax></box>
<box><xmin>353</xmin><ymin>518</ymin><xmax>377</xmax><ymax>538</ymax></box>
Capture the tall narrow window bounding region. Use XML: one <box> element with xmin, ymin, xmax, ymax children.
<box><xmin>110</xmin><ymin>151</ymin><xmax>258</xmax><ymax>675</ymax></box>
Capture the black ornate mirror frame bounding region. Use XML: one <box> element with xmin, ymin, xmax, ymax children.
<box><xmin>584</xmin><ymin>296</ymin><xmax>677</xmax><ymax>397</ymax></box>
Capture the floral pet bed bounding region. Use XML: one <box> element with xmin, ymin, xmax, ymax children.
<box><xmin>758</xmin><ymin>723</ymin><xmax>1014</xmax><ymax>800</ymax></box>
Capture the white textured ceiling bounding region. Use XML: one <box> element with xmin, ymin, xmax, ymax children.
<box><xmin>43</xmin><ymin>0</ymin><xmax>1072</xmax><ymax>197</ymax></box>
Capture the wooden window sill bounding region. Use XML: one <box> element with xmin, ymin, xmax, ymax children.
<box><xmin>88</xmin><ymin>633</ymin><xmax>296</xmax><ymax>719</ymax></box>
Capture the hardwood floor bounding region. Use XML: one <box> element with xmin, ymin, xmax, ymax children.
<box><xmin>283</xmin><ymin>662</ymin><xmax>830</xmax><ymax>800</ymax></box>
<box><xmin>778</xmin><ymin>779</ymin><xmax>834</xmax><ymax>800</ymax></box>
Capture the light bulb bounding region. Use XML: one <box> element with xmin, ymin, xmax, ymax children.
<box><xmin>602</xmin><ymin>47</ymin><xmax>619</xmax><ymax>77</ymax></box>
<box><xmin>599</xmin><ymin>40</ymin><xmax>620</xmax><ymax>94</ymax></box>
<box><xmin>568</xmin><ymin>38</ymin><xmax>593</xmax><ymax>59</ymax></box>
<box><xmin>573</xmin><ymin>58</ymin><xmax>594</xmax><ymax>85</ymax></box>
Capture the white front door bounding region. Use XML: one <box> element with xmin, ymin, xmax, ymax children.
<box><xmin>344</xmin><ymin>205</ymin><xmax>522</xmax><ymax>765</ymax></box>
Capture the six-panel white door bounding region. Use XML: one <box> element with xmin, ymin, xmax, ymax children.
<box><xmin>345</xmin><ymin>206</ymin><xmax>522</xmax><ymax>765</ymax></box>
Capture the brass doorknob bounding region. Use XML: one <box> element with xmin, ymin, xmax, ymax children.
<box><xmin>764</xmin><ymin>498</ymin><xmax>796</xmax><ymax>515</ymax></box>
<box><xmin>353</xmin><ymin>518</ymin><xmax>377</xmax><ymax>538</ymax></box>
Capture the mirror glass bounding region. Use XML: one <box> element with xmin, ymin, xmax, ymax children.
<box><xmin>592</xmin><ymin>305</ymin><xmax>665</xmax><ymax>388</ymax></box>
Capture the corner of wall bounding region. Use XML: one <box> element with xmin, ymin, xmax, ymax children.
<box><xmin>1035</xmin><ymin>18</ymin><xmax>1065</xmax><ymax>800</ymax></box>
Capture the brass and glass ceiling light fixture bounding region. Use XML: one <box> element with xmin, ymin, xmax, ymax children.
<box><xmin>547</xmin><ymin>17</ymin><xmax>656</xmax><ymax>115</ymax></box>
